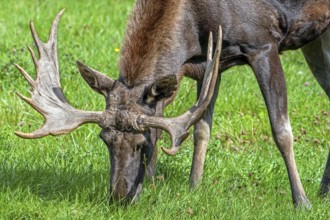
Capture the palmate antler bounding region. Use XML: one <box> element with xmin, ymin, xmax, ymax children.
<box><xmin>15</xmin><ymin>10</ymin><xmax>104</xmax><ymax>138</ymax></box>
<box><xmin>137</xmin><ymin>27</ymin><xmax>223</xmax><ymax>155</ymax></box>
<box><xmin>15</xmin><ymin>10</ymin><xmax>222</xmax><ymax>156</ymax></box>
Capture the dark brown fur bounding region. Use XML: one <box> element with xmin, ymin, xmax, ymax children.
<box><xmin>109</xmin><ymin>0</ymin><xmax>330</xmax><ymax>208</ymax></box>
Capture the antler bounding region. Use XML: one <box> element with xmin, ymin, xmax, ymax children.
<box><xmin>15</xmin><ymin>10</ymin><xmax>104</xmax><ymax>138</ymax></box>
<box><xmin>137</xmin><ymin>26</ymin><xmax>223</xmax><ymax>156</ymax></box>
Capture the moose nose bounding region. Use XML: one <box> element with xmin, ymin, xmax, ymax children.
<box><xmin>110</xmin><ymin>181</ymin><xmax>143</xmax><ymax>204</ymax></box>
<box><xmin>110</xmin><ymin>178</ymin><xmax>129</xmax><ymax>202</ymax></box>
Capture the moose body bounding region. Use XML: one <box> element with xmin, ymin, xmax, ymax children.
<box><xmin>15</xmin><ymin>0</ymin><xmax>330</xmax><ymax>209</ymax></box>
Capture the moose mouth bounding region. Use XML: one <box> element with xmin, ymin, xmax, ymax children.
<box><xmin>130</xmin><ymin>183</ymin><xmax>143</xmax><ymax>204</ymax></box>
<box><xmin>110</xmin><ymin>182</ymin><xmax>143</xmax><ymax>204</ymax></box>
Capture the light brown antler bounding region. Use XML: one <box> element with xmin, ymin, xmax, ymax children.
<box><xmin>15</xmin><ymin>10</ymin><xmax>104</xmax><ymax>139</ymax></box>
<box><xmin>137</xmin><ymin>26</ymin><xmax>223</xmax><ymax>156</ymax></box>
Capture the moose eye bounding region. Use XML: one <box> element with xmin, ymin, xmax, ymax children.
<box><xmin>135</xmin><ymin>97</ymin><xmax>156</xmax><ymax>115</ymax></box>
<box><xmin>133</xmin><ymin>133</ymin><xmax>149</xmax><ymax>152</ymax></box>
<box><xmin>134</xmin><ymin>143</ymin><xmax>144</xmax><ymax>152</ymax></box>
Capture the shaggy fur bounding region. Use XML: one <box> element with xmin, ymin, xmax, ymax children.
<box><xmin>119</xmin><ymin>0</ymin><xmax>186</xmax><ymax>86</ymax></box>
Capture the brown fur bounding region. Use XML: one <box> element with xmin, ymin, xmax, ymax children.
<box><xmin>119</xmin><ymin>0</ymin><xmax>185</xmax><ymax>86</ymax></box>
<box><xmin>283</xmin><ymin>1</ymin><xmax>330</xmax><ymax>49</ymax></box>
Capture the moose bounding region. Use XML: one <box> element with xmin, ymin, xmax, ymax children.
<box><xmin>15</xmin><ymin>1</ymin><xmax>330</xmax><ymax>209</ymax></box>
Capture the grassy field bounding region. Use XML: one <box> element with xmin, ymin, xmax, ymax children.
<box><xmin>1</xmin><ymin>0</ymin><xmax>329</xmax><ymax>219</ymax></box>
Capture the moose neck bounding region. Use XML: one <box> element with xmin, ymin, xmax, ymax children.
<box><xmin>119</xmin><ymin>0</ymin><xmax>200</xmax><ymax>86</ymax></box>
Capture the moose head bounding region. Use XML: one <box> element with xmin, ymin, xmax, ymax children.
<box><xmin>15</xmin><ymin>10</ymin><xmax>222</xmax><ymax>202</ymax></box>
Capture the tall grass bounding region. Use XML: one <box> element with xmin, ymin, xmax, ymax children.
<box><xmin>1</xmin><ymin>0</ymin><xmax>329</xmax><ymax>219</ymax></box>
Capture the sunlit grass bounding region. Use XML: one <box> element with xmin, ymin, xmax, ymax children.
<box><xmin>1</xmin><ymin>0</ymin><xmax>329</xmax><ymax>219</ymax></box>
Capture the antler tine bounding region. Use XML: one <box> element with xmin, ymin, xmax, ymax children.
<box><xmin>29</xmin><ymin>18</ymin><xmax>41</xmax><ymax>43</ymax></box>
<box><xmin>15</xmin><ymin>10</ymin><xmax>104</xmax><ymax>139</ymax></box>
<box><xmin>48</xmin><ymin>9</ymin><xmax>65</xmax><ymax>74</ymax></box>
<box><xmin>49</xmin><ymin>9</ymin><xmax>65</xmax><ymax>43</ymax></box>
<box><xmin>14</xmin><ymin>63</ymin><xmax>36</xmax><ymax>89</ymax></box>
<box><xmin>196</xmin><ymin>31</ymin><xmax>213</xmax><ymax>106</ymax></box>
<box><xmin>30</xmin><ymin>19</ymin><xmax>42</xmax><ymax>56</ymax></box>
<box><xmin>138</xmin><ymin>26</ymin><xmax>223</xmax><ymax>156</ymax></box>
<box><xmin>27</xmin><ymin>46</ymin><xmax>39</xmax><ymax>70</ymax></box>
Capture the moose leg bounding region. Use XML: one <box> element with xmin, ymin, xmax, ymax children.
<box><xmin>319</xmin><ymin>153</ymin><xmax>330</xmax><ymax>196</ymax></box>
<box><xmin>146</xmin><ymin>102</ymin><xmax>165</xmax><ymax>179</ymax></box>
<box><xmin>249</xmin><ymin>44</ymin><xmax>311</xmax><ymax>209</ymax></box>
<box><xmin>302</xmin><ymin>29</ymin><xmax>330</xmax><ymax>97</ymax></box>
<box><xmin>301</xmin><ymin>29</ymin><xmax>330</xmax><ymax>196</ymax></box>
<box><xmin>146</xmin><ymin>129</ymin><xmax>158</xmax><ymax>179</ymax></box>
<box><xmin>190</xmin><ymin>75</ymin><xmax>221</xmax><ymax>187</ymax></box>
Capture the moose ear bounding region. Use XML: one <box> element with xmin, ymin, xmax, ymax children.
<box><xmin>145</xmin><ymin>75</ymin><xmax>178</xmax><ymax>104</ymax></box>
<box><xmin>76</xmin><ymin>61</ymin><xmax>115</xmax><ymax>97</ymax></box>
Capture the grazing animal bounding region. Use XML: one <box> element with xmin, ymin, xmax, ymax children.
<box><xmin>15</xmin><ymin>0</ymin><xmax>330</xmax><ymax>209</ymax></box>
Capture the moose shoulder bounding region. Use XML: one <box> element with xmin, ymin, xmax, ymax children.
<box><xmin>15</xmin><ymin>0</ymin><xmax>330</xmax><ymax>209</ymax></box>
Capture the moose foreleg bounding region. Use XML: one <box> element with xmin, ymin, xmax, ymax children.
<box><xmin>249</xmin><ymin>44</ymin><xmax>312</xmax><ymax>209</ymax></box>
<box><xmin>190</xmin><ymin>75</ymin><xmax>221</xmax><ymax>187</ymax></box>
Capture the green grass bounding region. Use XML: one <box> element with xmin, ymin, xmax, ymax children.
<box><xmin>1</xmin><ymin>0</ymin><xmax>329</xmax><ymax>219</ymax></box>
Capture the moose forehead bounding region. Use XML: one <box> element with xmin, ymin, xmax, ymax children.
<box><xmin>106</xmin><ymin>81</ymin><xmax>147</xmax><ymax>108</ymax></box>
<box><xmin>102</xmin><ymin>81</ymin><xmax>155</xmax><ymax>132</ymax></box>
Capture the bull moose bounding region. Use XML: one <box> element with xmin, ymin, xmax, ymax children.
<box><xmin>15</xmin><ymin>0</ymin><xmax>330</xmax><ymax>209</ymax></box>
